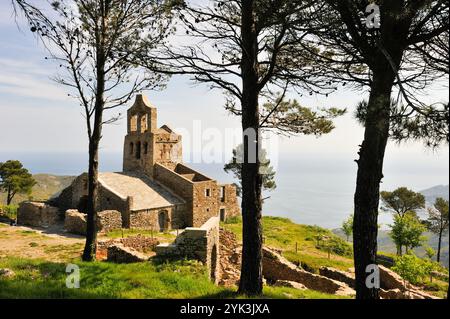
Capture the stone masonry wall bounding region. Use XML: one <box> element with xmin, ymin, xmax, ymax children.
<box><xmin>192</xmin><ymin>181</ymin><xmax>220</xmax><ymax>228</ymax></box>
<box><xmin>64</xmin><ymin>209</ymin><xmax>122</xmax><ymax>235</ymax></box>
<box><xmin>155</xmin><ymin>217</ymin><xmax>220</xmax><ymax>283</ymax></box>
<box><xmin>154</xmin><ymin>163</ymin><xmax>194</xmax><ymax>224</ymax></box>
<box><xmin>17</xmin><ymin>202</ymin><xmax>60</xmax><ymax>228</ymax></box>
<box><xmin>98</xmin><ymin>185</ymin><xmax>129</xmax><ymax>227</ymax></box>
<box><xmin>219</xmin><ymin>184</ymin><xmax>240</xmax><ymax>221</ymax></box>
<box><xmin>129</xmin><ymin>204</ymin><xmax>187</xmax><ymax>230</ymax></box>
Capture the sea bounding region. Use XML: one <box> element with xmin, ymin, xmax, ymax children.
<box><xmin>1</xmin><ymin>151</ymin><xmax>448</xmax><ymax>230</ymax></box>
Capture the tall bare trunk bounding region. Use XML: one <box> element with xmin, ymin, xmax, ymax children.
<box><xmin>353</xmin><ymin>72</ymin><xmax>394</xmax><ymax>299</ymax></box>
<box><xmin>6</xmin><ymin>186</ymin><xmax>13</xmax><ymax>205</ymax></box>
<box><xmin>238</xmin><ymin>0</ymin><xmax>263</xmax><ymax>296</ymax></box>
<box><xmin>82</xmin><ymin>10</ymin><xmax>106</xmax><ymax>262</ymax></box>
<box><xmin>437</xmin><ymin>229</ymin><xmax>443</xmax><ymax>263</ymax></box>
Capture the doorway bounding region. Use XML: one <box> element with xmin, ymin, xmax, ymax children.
<box><xmin>219</xmin><ymin>209</ymin><xmax>226</xmax><ymax>222</ymax></box>
<box><xmin>158</xmin><ymin>210</ymin><xmax>168</xmax><ymax>232</ymax></box>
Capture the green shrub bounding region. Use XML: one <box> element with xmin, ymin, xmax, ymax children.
<box><xmin>392</xmin><ymin>253</ymin><xmax>439</xmax><ymax>286</ymax></box>
<box><xmin>0</xmin><ymin>205</ymin><xmax>18</xmax><ymax>220</ymax></box>
<box><xmin>224</xmin><ymin>216</ymin><xmax>242</xmax><ymax>224</ymax></box>
<box><xmin>316</xmin><ymin>236</ymin><xmax>353</xmax><ymax>257</ymax></box>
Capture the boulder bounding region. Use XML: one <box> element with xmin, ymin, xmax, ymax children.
<box><xmin>17</xmin><ymin>202</ymin><xmax>60</xmax><ymax>227</ymax></box>
<box><xmin>380</xmin><ymin>289</ymin><xmax>405</xmax><ymax>299</ymax></box>
<box><xmin>262</xmin><ymin>247</ymin><xmax>355</xmax><ymax>296</ymax></box>
<box><xmin>274</xmin><ymin>280</ymin><xmax>308</xmax><ymax>290</ymax></box>
<box><xmin>378</xmin><ymin>265</ymin><xmax>439</xmax><ymax>299</ymax></box>
<box><xmin>64</xmin><ymin>210</ymin><xmax>87</xmax><ymax>235</ymax></box>
<box><xmin>319</xmin><ymin>267</ymin><xmax>355</xmax><ymax>288</ymax></box>
<box><xmin>107</xmin><ymin>243</ymin><xmax>149</xmax><ymax>263</ymax></box>
<box><xmin>379</xmin><ymin>265</ymin><xmax>406</xmax><ymax>291</ymax></box>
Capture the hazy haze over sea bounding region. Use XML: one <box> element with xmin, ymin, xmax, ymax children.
<box><xmin>1</xmin><ymin>151</ymin><xmax>448</xmax><ymax>230</ymax></box>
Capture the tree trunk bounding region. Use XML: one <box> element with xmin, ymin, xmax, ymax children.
<box><xmin>82</xmin><ymin>10</ymin><xmax>106</xmax><ymax>262</ymax></box>
<box><xmin>238</xmin><ymin>0</ymin><xmax>263</xmax><ymax>296</ymax></box>
<box><xmin>437</xmin><ymin>229</ymin><xmax>443</xmax><ymax>263</ymax></box>
<box><xmin>6</xmin><ymin>186</ymin><xmax>12</xmax><ymax>206</ymax></box>
<box><xmin>353</xmin><ymin>73</ymin><xmax>394</xmax><ymax>299</ymax></box>
<box><xmin>396</xmin><ymin>244</ymin><xmax>402</xmax><ymax>256</ymax></box>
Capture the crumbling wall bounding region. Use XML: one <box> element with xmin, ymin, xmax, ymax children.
<box><xmin>64</xmin><ymin>210</ymin><xmax>87</xmax><ymax>235</ymax></box>
<box><xmin>97</xmin><ymin>210</ymin><xmax>122</xmax><ymax>232</ymax></box>
<box><xmin>17</xmin><ymin>202</ymin><xmax>60</xmax><ymax>228</ymax></box>
<box><xmin>107</xmin><ymin>244</ymin><xmax>149</xmax><ymax>263</ymax></box>
<box><xmin>98</xmin><ymin>185</ymin><xmax>128</xmax><ymax>227</ymax></box>
<box><xmin>129</xmin><ymin>204</ymin><xmax>187</xmax><ymax>231</ymax></box>
<box><xmin>155</xmin><ymin>217</ymin><xmax>220</xmax><ymax>283</ymax></box>
<box><xmin>262</xmin><ymin>247</ymin><xmax>355</xmax><ymax>296</ymax></box>
<box><xmin>64</xmin><ymin>209</ymin><xmax>123</xmax><ymax>235</ymax></box>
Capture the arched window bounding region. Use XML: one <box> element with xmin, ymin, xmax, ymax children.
<box><xmin>140</xmin><ymin>114</ymin><xmax>148</xmax><ymax>133</ymax></box>
<box><xmin>136</xmin><ymin>141</ymin><xmax>141</xmax><ymax>159</ymax></box>
<box><xmin>130</xmin><ymin>115</ymin><xmax>138</xmax><ymax>132</ymax></box>
<box><xmin>144</xmin><ymin>142</ymin><xmax>148</xmax><ymax>155</ymax></box>
<box><xmin>129</xmin><ymin>142</ymin><xmax>134</xmax><ymax>155</ymax></box>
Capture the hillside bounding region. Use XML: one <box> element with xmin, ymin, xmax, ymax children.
<box><xmin>223</xmin><ymin>216</ymin><xmax>354</xmax><ymax>272</ymax></box>
<box><xmin>420</xmin><ymin>185</ymin><xmax>449</xmax><ymax>203</ymax></box>
<box><xmin>0</xmin><ymin>174</ymin><xmax>75</xmax><ymax>205</ymax></box>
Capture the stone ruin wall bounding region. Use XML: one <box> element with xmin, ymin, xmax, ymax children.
<box><xmin>97</xmin><ymin>185</ymin><xmax>130</xmax><ymax>228</ymax></box>
<box><xmin>64</xmin><ymin>209</ymin><xmax>122</xmax><ymax>235</ymax></box>
<box><xmin>155</xmin><ymin>217</ymin><xmax>220</xmax><ymax>283</ymax></box>
<box><xmin>17</xmin><ymin>202</ymin><xmax>60</xmax><ymax>228</ymax></box>
<box><xmin>129</xmin><ymin>203</ymin><xmax>187</xmax><ymax>231</ymax></box>
<box><xmin>219</xmin><ymin>184</ymin><xmax>240</xmax><ymax>221</ymax></box>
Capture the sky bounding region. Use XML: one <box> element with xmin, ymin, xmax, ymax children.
<box><xmin>0</xmin><ymin>1</ymin><xmax>449</xmax><ymax>190</ymax></box>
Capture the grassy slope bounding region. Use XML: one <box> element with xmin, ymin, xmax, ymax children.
<box><xmin>0</xmin><ymin>256</ymin><xmax>345</xmax><ymax>299</ymax></box>
<box><xmin>222</xmin><ymin>216</ymin><xmax>354</xmax><ymax>272</ymax></box>
<box><xmin>0</xmin><ymin>174</ymin><xmax>75</xmax><ymax>205</ymax></box>
<box><xmin>0</xmin><ymin>219</ymin><xmax>345</xmax><ymax>299</ymax></box>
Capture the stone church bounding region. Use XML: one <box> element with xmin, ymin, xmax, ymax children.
<box><xmin>56</xmin><ymin>95</ymin><xmax>240</xmax><ymax>231</ymax></box>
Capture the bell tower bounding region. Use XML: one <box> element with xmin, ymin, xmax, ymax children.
<box><xmin>123</xmin><ymin>95</ymin><xmax>182</xmax><ymax>177</ymax></box>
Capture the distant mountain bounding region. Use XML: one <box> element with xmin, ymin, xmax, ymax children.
<box><xmin>0</xmin><ymin>174</ymin><xmax>75</xmax><ymax>205</ymax></box>
<box><xmin>420</xmin><ymin>185</ymin><xmax>449</xmax><ymax>203</ymax></box>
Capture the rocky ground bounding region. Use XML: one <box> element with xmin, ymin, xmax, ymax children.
<box><xmin>217</xmin><ymin>228</ymin><xmax>440</xmax><ymax>299</ymax></box>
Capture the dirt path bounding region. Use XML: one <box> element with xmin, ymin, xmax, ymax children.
<box><xmin>0</xmin><ymin>222</ymin><xmax>85</xmax><ymax>262</ymax></box>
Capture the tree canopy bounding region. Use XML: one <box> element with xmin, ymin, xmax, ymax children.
<box><xmin>381</xmin><ymin>187</ymin><xmax>426</xmax><ymax>218</ymax></box>
<box><xmin>0</xmin><ymin>160</ymin><xmax>36</xmax><ymax>205</ymax></box>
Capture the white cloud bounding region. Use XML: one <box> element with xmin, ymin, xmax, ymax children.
<box><xmin>0</xmin><ymin>58</ymin><xmax>69</xmax><ymax>101</ymax></box>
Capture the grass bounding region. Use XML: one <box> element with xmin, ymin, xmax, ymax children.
<box><xmin>0</xmin><ymin>256</ymin><xmax>345</xmax><ymax>299</ymax></box>
<box><xmin>222</xmin><ymin>216</ymin><xmax>354</xmax><ymax>272</ymax></box>
<box><xmin>0</xmin><ymin>205</ymin><xmax>18</xmax><ymax>220</ymax></box>
<box><xmin>42</xmin><ymin>243</ymin><xmax>85</xmax><ymax>260</ymax></box>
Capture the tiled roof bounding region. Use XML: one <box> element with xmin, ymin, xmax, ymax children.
<box><xmin>98</xmin><ymin>172</ymin><xmax>185</xmax><ymax>211</ymax></box>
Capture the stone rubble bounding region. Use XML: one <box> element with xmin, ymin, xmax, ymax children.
<box><xmin>319</xmin><ymin>267</ymin><xmax>355</xmax><ymax>288</ymax></box>
<box><xmin>274</xmin><ymin>280</ymin><xmax>308</xmax><ymax>290</ymax></box>
<box><xmin>218</xmin><ymin>229</ymin><xmax>241</xmax><ymax>287</ymax></box>
<box><xmin>262</xmin><ymin>247</ymin><xmax>355</xmax><ymax>296</ymax></box>
<box><xmin>318</xmin><ymin>265</ymin><xmax>439</xmax><ymax>299</ymax></box>
<box><xmin>106</xmin><ymin>243</ymin><xmax>149</xmax><ymax>263</ymax></box>
<box><xmin>97</xmin><ymin>235</ymin><xmax>159</xmax><ymax>260</ymax></box>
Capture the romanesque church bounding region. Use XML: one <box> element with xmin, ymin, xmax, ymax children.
<box><xmin>56</xmin><ymin>95</ymin><xmax>240</xmax><ymax>231</ymax></box>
